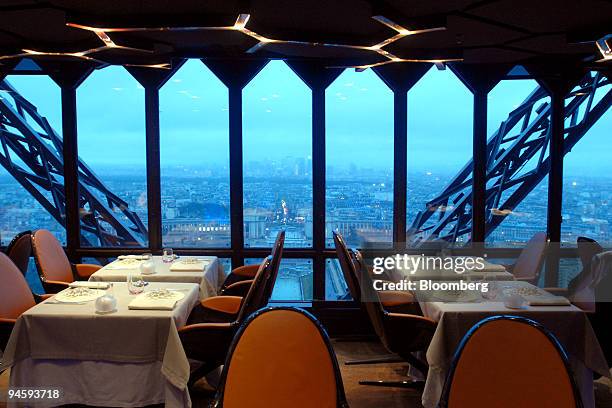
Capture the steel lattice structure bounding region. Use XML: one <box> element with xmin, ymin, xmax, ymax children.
<box><xmin>0</xmin><ymin>79</ymin><xmax>147</xmax><ymax>247</ymax></box>
<box><xmin>408</xmin><ymin>72</ymin><xmax>612</xmax><ymax>247</ymax></box>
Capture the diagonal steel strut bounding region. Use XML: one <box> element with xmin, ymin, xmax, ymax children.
<box><xmin>0</xmin><ymin>79</ymin><xmax>147</xmax><ymax>247</ymax></box>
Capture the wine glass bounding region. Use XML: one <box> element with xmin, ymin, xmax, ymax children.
<box><xmin>127</xmin><ymin>272</ymin><xmax>145</xmax><ymax>295</ymax></box>
<box><xmin>162</xmin><ymin>248</ymin><xmax>174</xmax><ymax>263</ymax></box>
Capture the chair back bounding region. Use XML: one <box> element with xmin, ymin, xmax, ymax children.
<box><xmin>333</xmin><ymin>231</ymin><xmax>361</xmax><ymax>301</ymax></box>
<box><xmin>440</xmin><ymin>315</ymin><xmax>581</xmax><ymax>408</ymax></box>
<box><xmin>352</xmin><ymin>250</ymin><xmax>389</xmax><ymax>346</ymax></box>
<box><xmin>31</xmin><ymin>229</ymin><xmax>72</xmax><ymax>284</ymax></box>
<box><xmin>5</xmin><ymin>230</ymin><xmax>32</xmax><ymax>276</ymax></box>
<box><xmin>236</xmin><ymin>256</ymin><xmax>273</xmax><ymax>323</ymax></box>
<box><xmin>512</xmin><ymin>232</ymin><xmax>548</xmax><ymax>283</ymax></box>
<box><xmin>0</xmin><ymin>253</ymin><xmax>35</xmax><ymax>320</ymax></box>
<box><xmin>261</xmin><ymin>230</ymin><xmax>285</xmax><ymax>302</ymax></box>
<box><xmin>214</xmin><ymin>307</ymin><xmax>348</xmax><ymax>408</ymax></box>
<box><xmin>567</xmin><ymin>237</ymin><xmax>605</xmax><ymax>311</ymax></box>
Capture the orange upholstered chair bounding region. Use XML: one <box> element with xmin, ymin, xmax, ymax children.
<box><xmin>0</xmin><ymin>253</ymin><xmax>39</xmax><ymax>350</ymax></box>
<box><xmin>5</xmin><ymin>230</ymin><xmax>32</xmax><ymax>276</ymax></box>
<box><xmin>334</xmin><ymin>231</ymin><xmax>436</xmax><ymax>388</ymax></box>
<box><xmin>439</xmin><ymin>315</ymin><xmax>581</xmax><ymax>408</ymax></box>
<box><xmin>506</xmin><ymin>232</ymin><xmax>548</xmax><ymax>284</ymax></box>
<box><xmin>31</xmin><ymin>229</ymin><xmax>101</xmax><ymax>293</ymax></box>
<box><xmin>219</xmin><ymin>231</ymin><xmax>285</xmax><ymax>297</ymax></box>
<box><xmin>212</xmin><ymin>307</ymin><xmax>349</xmax><ymax>408</ymax></box>
<box><xmin>179</xmin><ymin>253</ymin><xmax>281</xmax><ymax>386</ymax></box>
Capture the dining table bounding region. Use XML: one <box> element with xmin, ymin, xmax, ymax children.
<box><xmin>391</xmin><ymin>255</ymin><xmax>516</xmax><ymax>282</ymax></box>
<box><xmin>89</xmin><ymin>255</ymin><xmax>224</xmax><ymax>300</ymax></box>
<box><xmin>418</xmin><ymin>280</ymin><xmax>610</xmax><ymax>408</ymax></box>
<box><xmin>1</xmin><ymin>281</ymin><xmax>200</xmax><ymax>407</ymax></box>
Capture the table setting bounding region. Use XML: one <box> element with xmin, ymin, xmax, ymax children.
<box><xmin>89</xmin><ymin>250</ymin><xmax>224</xmax><ymax>300</ymax></box>
<box><xmin>1</xmin><ymin>281</ymin><xmax>200</xmax><ymax>407</ymax></box>
<box><xmin>417</xmin><ymin>280</ymin><xmax>609</xmax><ymax>408</ymax></box>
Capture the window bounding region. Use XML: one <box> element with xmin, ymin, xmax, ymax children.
<box><xmin>485</xmin><ymin>78</ymin><xmax>549</xmax><ymax>247</ymax></box>
<box><xmin>406</xmin><ymin>67</ymin><xmax>472</xmax><ymax>248</ymax></box>
<box><xmin>326</xmin><ymin>258</ymin><xmax>350</xmax><ymax>300</ymax></box>
<box><xmin>326</xmin><ymin>69</ymin><xmax>393</xmax><ymax>249</ymax></box>
<box><xmin>243</xmin><ymin>61</ymin><xmax>313</xmax><ymax>248</ymax></box>
<box><xmin>245</xmin><ymin>258</ymin><xmax>313</xmax><ymax>301</ymax></box>
<box><xmin>77</xmin><ymin>66</ymin><xmax>147</xmax><ymax>247</ymax></box>
<box><xmin>0</xmin><ymin>75</ymin><xmax>66</xmax><ymax>245</ymax></box>
<box><xmin>562</xmin><ymin>72</ymin><xmax>612</xmax><ymax>248</ymax></box>
<box><xmin>160</xmin><ymin>60</ymin><xmax>230</xmax><ymax>248</ymax></box>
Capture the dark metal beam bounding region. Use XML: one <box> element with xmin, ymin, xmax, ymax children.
<box><xmin>286</xmin><ymin>61</ymin><xmax>343</xmax><ymax>301</ymax></box>
<box><xmin>373</xmin><ymin>63</ymin><xmax>431</xmax><ymax>249</ymax></box>
<box><xmin>203</xmin><ymin>59</ymin><xmax>268</xmax><ymax>268</ymax></box>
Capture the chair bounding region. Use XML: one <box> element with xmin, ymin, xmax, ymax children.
<box><xmin>179</xmin><ymin>253</ymin><xmax>281</xmax><ymax>386</ymax></box>
<box><xmin>219</xmin><ymin>230</ymin><xmax>285</xmax><ymax>297</ymax></box>
<box><xmin>333</xmin><ymin>231</ymin><xmax>418</xmax><ymax>314</ymax></box>
<box><xmin>31</xmin><ymin>229</ymin><xmax>102</xmax><ymax>293</ymax></box>
<box><xmin>334</xmin><ymin>236</ymin><xmax>436</xmax><ymax>388</ymax></box>
<box><xmin>186</xmin><ymin>230</ymin><xmax>285</xmax><ymax>324</ymax></box>
<box><xmin>506</xmin><ymin>232</ymin><xmax>548</xmax><ymax>284</ymax></box>
<box><xmin>544</xmin><ymin>237</ymin><xmax>604</xmax><ymax>312</ymax></box>
<box><xmin>586</xmin><ymin>251</ymin><xmax>612</xmax><ymax>367</ymax></box>
<box><xmin>211</xmin><ymin>307</ymin><xmax>349</xmax><ymax>408</ymax></box>
<box><xmin>439</xmin><ymin>315</ymin><xmax>582</xmax><ymax>408</ymax></box>
<box><xmin>0</xmin><ymin>253</ymin><xmax>50</xmax><ymax>351</ymax></box>
<box><xmin>5</xmin><ymin>230</ymin><xmax>32</xmax><ymax>276</ymax></box>
<box><xmin>569</xmin><ymin>237</ymin><xmax>605</xmax><ymax>294</ymax></box>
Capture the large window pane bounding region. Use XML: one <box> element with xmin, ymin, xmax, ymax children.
<box><xmin>160</xmin><ymin>60</ymin><xmax>230</xmax><ymax>247</ymax></box>
<box><xmin>485</xmin><ymin>79</ymin><xmax>549</xmax><ymax>247</ymax></box>
<box><xmin>245</xmin><ymin>258</ymin><xmax>313</xmax><ymax>301</ymax></box>
<box><xmin>243</xmin><ymin>61</ymin><xmax>312</xmax><ymax>248</ymax></box>
<box><xmin>0</xmin><ymin>75</ymin><xmax>65</xmax><ymax>245</ymax></box>
<box><xmin>326</xmin><ymin>69</ymin><xmax>393</xmax><ymax>248</ymax></box>
<box><xmin>562</xmin><ymin>72</ymin><xmax>612</xmax><ymax>248</ymax></box>
<box><xmin>406</xmin><ymin>67</ymin><xmax>472</xmax><ymax>248</ymax></box>
<box><xmin>77</xmin><ymin>67</ymin><xmax>147</xmax><ymax>247</ymax></box>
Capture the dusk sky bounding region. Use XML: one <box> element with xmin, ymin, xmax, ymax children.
<box><xmin>4</xmin><ymin>59</ymin><xmax>610</xmax><ymax>176</ymax></box>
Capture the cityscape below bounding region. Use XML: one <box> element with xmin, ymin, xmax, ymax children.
<box><xmin>1</xmin><ymin>161</ymin><xmax>610</xmax><ymax>300</ymax></box>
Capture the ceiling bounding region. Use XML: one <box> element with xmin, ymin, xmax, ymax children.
<box><xmin>0</xmin><ymin>0</ymin><xmax>610</xmax><ymax>71</ymax></box>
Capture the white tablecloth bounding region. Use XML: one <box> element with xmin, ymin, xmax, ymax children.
<box><xmin>420</xmin><ymin>282</ymin><xmax>610</xmax><ymax>408</ymax></box>
<box><xmin>90</xmin><ymin>256</ymin><xmax>224</xmax><ymax>300</ymax></box>
<box><xmin>392</xmin><ymin>255</ymin><xmax>515</xmax><ymax>281</ymax></box>
<box><xmin>1</xmin><ymin>282</ymin><xmax>200</xmax><ymax>407</ymax></box>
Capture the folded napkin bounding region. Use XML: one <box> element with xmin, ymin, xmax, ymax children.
<box><xmin>105</xmin><ymin>259</ymin><xmax>144</xmax><ymax>270</ymax></box>
<box><xmin>169</xmin><ymin>259</ymin><xmax>209</xmax><ymax>272</ymax></box>
<box><xmin>528</xmin><ymin>296</ymin><xmax>571</xmax><ymax>306</ymax></box>
<box><xmin>128</xmin><ymin>291</ymin><xmax>184</xmax><ymax>311</ymax></box>
<box><xmin>69</xmin><ymin>281</ymin><xmax>110</xmax><ymax>289</ymax></box>
<box><xmin>118</xmin><ymin>255</ymin><xmax>149</xmax><ymax>260</ymax></box>
<box><xmin>476</xmin><ymin>263</ymin><xmax>507</xmax><ymax>273</ymax></box>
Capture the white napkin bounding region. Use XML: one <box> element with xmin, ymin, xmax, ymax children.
<box><xmin>118</xmin><ymin>255</ymin><xmax>149</xmax><ymax>260</ymax></box>
<box><xmin>528</xmin><ymin>296</ymin><xmax>571</xmax><ymax>306</ymax></box>
<box><xmin>69</xmin><ymin>281</ymin><xmax>110</xmax><ymax>289</ymax></box>
<box><xmin>169</xmin><ymin>259</ymin><xmax>209</xmax><ymax>272</ymax></box>
<box><xmin>105</xmin><ymin>259</ymin><xmax>144</xmax><ymax>270</ymax></box>
<box><xmin>476</xmin><ymin>263</ymin><xmax>507</xmax><ymax>272</ymax></box>
<box><xmin>128</xmin><ymin>291</ymin><xmax>184</xmax><ymax>311</ymax></box>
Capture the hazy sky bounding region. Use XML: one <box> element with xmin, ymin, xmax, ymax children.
<box><xmin>4</xmin><ymin>60</ymin><xmax>610</xmax><ymax>175</ymax></box>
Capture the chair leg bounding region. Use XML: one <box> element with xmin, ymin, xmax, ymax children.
<box><xmin>345</xmin><ymin>354</ymin><xmax>404</xmax><ymax>365</ymax></box>
<box><xmin>402</xmin><ymin>352</ymin><xmax>428</xmax><ymax>377</ymax></box>
<box><xmin>188</xmin><ymin>362</ymin><xmax>219</xmax><ymax>389</ymax></box>
<box><xmin>358</xmin><ymin>379</ymin><xmax>425</xmax><ymax>389</ymax></box>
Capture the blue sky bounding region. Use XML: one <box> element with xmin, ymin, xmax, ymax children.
<box><xmin>4</xmin><ymin>60</ymin><xmax>610</xmax><ymax>175</ymax></box>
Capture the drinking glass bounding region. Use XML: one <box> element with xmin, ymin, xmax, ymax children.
<box><xmin>127</xmin><ymin>272</ymin><xmax>145</xmax><ymax>295</ymax></box>
<box><xmin>162</xmin><ymin>248</ymin><xmax>174</xmax><ymax>263</ymax></box>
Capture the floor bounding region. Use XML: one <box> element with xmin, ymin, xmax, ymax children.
<box><xmin>2</xmin><ymin>340</ymin><xmax>612</xmax><ymax>408</ymax></box>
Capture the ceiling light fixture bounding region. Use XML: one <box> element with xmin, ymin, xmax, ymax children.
<box><xmin>596</xmin><ymin>34</ymin><xmax>612</xmax><ymax>61</ymax></box>
<box><xmin>0</xmin><ymin>13</ymin><xmax>456</xmax><ymax>70</ymax></box>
